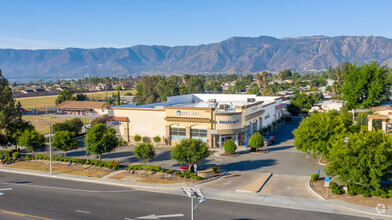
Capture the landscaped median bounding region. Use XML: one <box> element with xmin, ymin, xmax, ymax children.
<box><xmin>309</xmin><ymin>174</ymin><xmax>392</xmax><ymax>209</ymax></box>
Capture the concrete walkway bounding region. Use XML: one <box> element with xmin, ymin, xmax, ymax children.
<box><xmin>259</xmin><ymin>174</ymin><xmax>315</xmax><ymax>199</ymax></box>
<box><xmin>1</xmin><ymin>166</ymin><xmax>391</xmax><ymax>219</ymax></box>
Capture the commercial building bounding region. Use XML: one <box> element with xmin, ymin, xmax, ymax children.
<box><xmin>107</xmin><ymin>94</ymin><xmax>284</xmax><ymax>147</ymax></box>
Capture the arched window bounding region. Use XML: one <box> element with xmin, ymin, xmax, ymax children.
<box><xmin>190</xmin><ymin>125</ymin><xmax>207</xmax><ymax>142</ymax></box>
<box><xmin>170</xmin><ymin>124</ymin><xmax>186</xmax><ymax>140</ymax></box>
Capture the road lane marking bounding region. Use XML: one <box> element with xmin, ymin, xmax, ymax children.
<box><xmin>0</xmin><ymin>209</ymin><xmax>53</xmax><ymax>220</ymax></box>
<box><xmin>3</xmin><ymin>183</ymin><xmax>135</xmax><ymax>193</ymax></box>
<box><xmin>136</xmin><ymin>214</ymin><xmax>184</xmax><ymax>219</ymax></box>
<box><xmin>75</xmin><ymin>210</ymin><xmax>90</xmax><ymax>214</ymax></box>
<box><xmin>0</xmin><ymin>188</ymin><xmax>13</xmax><ymax>191</ymax></box>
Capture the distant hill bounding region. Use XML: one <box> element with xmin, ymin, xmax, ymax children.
<box><xmin>1</xmin><ymin>35</ymin><xmax>392</xmax><ymax>80</ymax></box>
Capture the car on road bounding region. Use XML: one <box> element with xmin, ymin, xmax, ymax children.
<box><xmin>264</xmin><ymin>138</ymin><xmax>270</xmax><ymax>146</ymax></box>
<box><xmin>268</xmin><ymin>136</ymin><xmax>275</xmax><ymax>144</ymax></box>
<box><xmin>179</xmin><ymin>164</ymin><xmax>194</xmax><ymax>172</ymax></box>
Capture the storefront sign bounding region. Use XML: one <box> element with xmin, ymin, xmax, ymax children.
<box><xmin>176</xmin><ymin>110</ymin><xmax>199</xmax><ymax>116</ymax></box>
<box><xmin>111</xmin><ymin>122</ymin><xmax>121</xmax><ymax>125</ymax></box>
<box><xmin>219</xmin><ymin>119</ymin><xmax>240</xmax><ymax>124</ymax></box>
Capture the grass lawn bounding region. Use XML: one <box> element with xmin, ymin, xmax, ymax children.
<box><xmin>23</xmin><ymin>115</ymin><xmax>91</xmax><ymax>134</ymax></box>
<box><xmin>16</xmin><ymin>89</ymin><xmax>135</xmax><ymax>109</ymax></box>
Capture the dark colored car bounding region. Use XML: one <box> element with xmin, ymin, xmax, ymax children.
<box><xmin>269</xmin><ymin>136</ymin><xmax>275</xmax><ymax>144</ymax></box>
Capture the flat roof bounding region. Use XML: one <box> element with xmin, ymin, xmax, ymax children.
<box><xmin>111</xmin><ymin>94</ymin><xmax>281</xmax><ymax>113</ymax></box>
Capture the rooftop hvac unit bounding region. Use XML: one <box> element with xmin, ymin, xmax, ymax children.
<box><xmin>247</xmin><ymin>98</ymin><xmax>255</xmax><ymax>102</ymax></box>
<box><xmin>208</xmin><ymin>99</ymin><xmax>217</xmax><ymax>103</ymax></box>
<box><xmin>219</xmin><ymin>104</ymin><xmax>229</xmax><ymax>110</ymax></box>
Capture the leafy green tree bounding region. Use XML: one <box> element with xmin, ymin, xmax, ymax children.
<box><xmin>248</xmin><ymin>83</ymin><xmax>260</xmax><ymax>95</ymax></box>
<box><xmin>134</xmin><ymin>135</ymin><xmax>141</xmax><ymax>143</ymax></box>
<box><xmin>223</xmin><ymin>139</ymin><xmax>237</xmax><ymax>154</ymax></box>
<box><xmin>52</xmin><ymin>130</ymin><xmax>79</xmax><ymax>157</ymax></box>
<box><xmin>342</xmin><ymin>62</ymin><xmax>392</xmax><ymax>109</ymax></box>
<box><xmin>281</xmin><ymin>69</ymin><xmax>293</xmax><ymax>79</ymax></box>
<box><xmin>52</xmin><ymin>118</ymin><xmax>84</xmax><ymax>135</ymax></box>
<box><xmin>293</xmin><ymin>110</ymin><xmax>352</xmax><ymax>159</ymax></box>
<box><xmin>325</xmin><ymin>131</ymin><xmax>392</xmax><ymax>189</ymax></box>
<box><xmin>55</xmin><ymin>88</ymin><xmax>75</xmax><ymax>105</ymax></box>
<box><xmin>75</xmin><ymin>93</ymin><xmax>88</xmax><ymax>101</ymax></box>
<box><xmin>248</xmin><ymin>132</ymin><xmax>264</xmax><ymax>151</ymax></box>
<box><xmin>134</xmin><ymin>143</ymin><xmax>155</xmax><ymax>166</ymax></box>
<box><xmin>171</xmin><ymin>139</ymin><xmax>211</xmax><ymax>170</ymax></box>
<box><xmin>17</xmin><ymin>129</ymin><xmax>45</xmax><ymax>156</ymax></box>
<box><xmin>85</xmin><ymin>123</ymin><xmax>120</xmax><ymax>161</ymax></box>
<box><xmin>187</xmin><ymin>75</ymin><xmax>206</xmax><ymax>93</ymax></box>
<box><xmin>0</xmin><ymin>70</ymin><xmax>32</xmax><ymax>146</ymax></box>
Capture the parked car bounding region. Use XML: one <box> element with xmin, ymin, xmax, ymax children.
<box><xmin>263</xmin><ymin>138</ymin><xmax>270</xmax><ymax>146</ymax></box>
<box><xmin>179</xmin><ymin>164</ymin><xmax>194</xmax><ymax>172</ymax></box>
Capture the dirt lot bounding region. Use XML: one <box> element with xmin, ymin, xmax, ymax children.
<box><xmin>8</xmin><ymin>160</ymin><xmax>112</xmax><ymax>178</ymax></box>
<box><xmin>311</xmin><ymin>179</ymin><xmax>392</xmax><ymax>209</ymax></box>
<box><xmin>110</xmin><ymin>170</ymin><xmax>209</xmax><ymax>184</ymax></box>
<box><xmin>23</xmin><ymin>115</ymin><xmax>91</xmax><ymax>134</ymax></box>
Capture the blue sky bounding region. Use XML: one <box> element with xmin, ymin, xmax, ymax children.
<box><xmin>0</xmin><ymin>0</ymin><xmax>391</xmax><ymax>49</ymax></box>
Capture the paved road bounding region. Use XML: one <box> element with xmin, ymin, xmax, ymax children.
<box><xmin>0</xmin><ymin>172</ymin><xmax>367</xmax><ymax>220</ymax></box>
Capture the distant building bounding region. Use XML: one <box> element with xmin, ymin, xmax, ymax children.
<box><xmin>310</xmin><ymin>100</ymin><xmax>345</xmax><ymax>112</ymax></box>
<box><xmin>55</xmin><ymin>101</ymin><xmax>108</xmax><ymax>116</ymax></box>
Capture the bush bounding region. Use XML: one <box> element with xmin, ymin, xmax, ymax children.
<box><xmin>153</xmin><ymin>136</ymin><xmax>161</xmax><ymax>143</ymax></box>
<box><xmin>12</xmin><ymin>151</ymin><xmax>21</xmax><ymax>159</ymax></box>
<box><xmin>332</xmin><ymin>187</ymin><xmax>345</xmax><ymax>195</ymax></box>
<box><xmin>347</xmin><ymin>190</ymin><xmax>355</xmax><ymax>196</ymax></box>
<box><xmin>134</xmin><ymin>135</ymin><xmax>141</xmax><ymax>143</ymax></box>
<box><xmin>0</xmin><ymin>150</ymin><xmax>14</xmax><ymax>159</ymax></box>
<box><xmin>121</xmin><ymin>140</ymin><xmax>128</xmax><ymax>145</ymax></box>
<box><xmin>380</xmin><ymin>194</ymin><xmax>389</xmax><ymax>199</ymax></box>
<box><xmin>248</xmin><ymin>132</ymin><xmax>264</xmax><ymax>151</ymax></box>
<box><xmin>128</xmin><ymin>164</ymin><xmax>162</xmax><ymax>172</ymax></box>
<box><xmin>329</xmin><ymin>181</ymin><xmax>339</xmax><ymax>190</ymax></box>
<box><xmin>195</xmin><ymin>176</ymin><xmax>202</xmax><ymax>180</ymax></box>
<box><xmin>26</xmin><ymin>154</ymin><xmax>32</xmax><ymax>160</ymax></box>
<box><xmin>175</xmin><ymin>170</ymin><xmax>181</xmax><ymax>176</ymax></box>
<box><xmin>209</xmin><ymin>165</ymin><xmax>219</xmax><ymax>174</ymax></box>
<box><xmin>363</xmin><ymin>192</ymin><xmax>371</xmax><ymax>198</ymax></box>
<box><xmin>165</xmin><ymin>170</ymin><xmax>174</xmax><ymax>174</ymax></box>
<box><xmin>310</xmin><ymin>174</ymin><xmax>319</xmax><ymax>181</ymax></box>
<box><xmin>223</xmin><ymin>139</ymin><xmax>237</xmax><ymax>154</ymax></box>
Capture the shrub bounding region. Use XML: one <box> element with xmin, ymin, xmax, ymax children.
<box><xmin>175</xmin><ymin>170</ymin><xmax>181</xmax><ymax>176</ymax></box>
<box><xmin>12</xmin><ymin>152</ymin><xmax>21</xmax><ymax>159</ymax></box>
<box><xmin>380</xmin><ymin>194</ymin><xmax>389</xmax><ymax>199</ymax></box>
<box><xmin>209</xmin><ymin>165</ymin><xmax>219</xmax><ymax>174</ymax></box>
<box><xmin>153</xmin><ymin>136</ymin><xmax>161</xmax><ymax>143</ymax></box>
<box><xmin>223</xmin><ymin>139</ymin><xmax>237</xmax><ymax>154</ymax></box>
<box><xmin>121</xmin><ymin>140</ymin><xmax>128</xmax><ymax>145</ymax></box>
<box><xmin>26</xmin><ymin>155</ymin><xmax>32</xmax><ymax>160</ymax></box>
<box><xmin>165</xmin><ymin>169</ymin><xmax>173</xmax><ymax>174</ymax></box>
<box><xmin>329</xmin><ymin>181</ymin><xmax>339</xmax><ymax>190</ymax></box>
<box><xmin>248</xmin><ymin>132</ymin><xmax>264</xmax><ymax>151</ymax></box>
<box><xmin>347</xmin><ymin>190</ymin><xmax>355</xmax><ymax>196</ymax></box>
<box><xmin>363</xmin><ymin>192</ymin><xmax>371</xmax><ymax>198</ymax></box>
<box><xmin>0</xmin><ymin>150</ymin><xmax>14</xmax><ymax>159</ymax></box>
<box><xmin>310</xmin><ymin>174</ymin><xmax>319</xmax><ymax>181</ymax></box>
<box><xmin>195</xmin><ymin>176</ymin><xmax>202</xmax><ymax>180</ymax></box>
<box><xmin>134</xmin><ymin>135</ymin><xmax>141</xmax><ymax>143</ymax></box>
<box><xmin>332</xmin><ymin>187</ymin><xmax>345</xmax><ymax>195</ymax></box>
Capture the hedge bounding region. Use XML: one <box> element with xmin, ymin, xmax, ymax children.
<box><xmin>31</xmin><ymin>155</ymin><xmax>118</xmax><ymax>170</ymax></box>
<box><xmin>0</xmin><ymin>150</ymin><xmax>15</xmax><ymax>159</ymax></box>
<box><xmin>127</xmin><ymin>164</ymin><xmax>162</xmax><ymax>172</ymax></box>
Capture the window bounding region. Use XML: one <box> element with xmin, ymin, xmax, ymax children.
<box><xmin>252</xmin><ymin>121</ymin><xmax>257</xmax><ymax>133</ymax></box>
<box><xmin>246</xmin><ymin>125</ymin><xmax>251</xmax><ymax>140</ymax></box>
<box><xmin>191</xmin><ymin>129</ymin><xmax>208</xmax><ymax>142</ymax></box>
<box><xmin>170</xmin><ymin>127</ymin><xmax>186</xmax><ymax>140</ymax></box>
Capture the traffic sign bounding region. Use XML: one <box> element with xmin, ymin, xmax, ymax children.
<box><xmin>181</xmin><ymin>187</ymin><xmax>205</xmax><ymax>199</ymax></box>
<box><xmin>325</xmin><ymin>177</ymin><xmax>330</xmax><ymax>187</ymax></box>
<box><xmin>112</xmin><ymin>160</ymin><xmax>117</xmax><ymax>168</ymax></box>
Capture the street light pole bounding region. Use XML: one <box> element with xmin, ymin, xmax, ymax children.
<box><xmin>360</xmin><ymin>106</ymin><xmax>364</xmax><ymax>133</ymax></box>
<box><xmin>37</xmin><ymin>119</ymin><xmax>52</xmax><ymax>175</ymax></box>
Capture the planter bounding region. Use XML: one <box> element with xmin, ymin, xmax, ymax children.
<box><xmin>197</xmin><ymin>170</ymin><xmax>214</xmax><ymax>179</ymax></box>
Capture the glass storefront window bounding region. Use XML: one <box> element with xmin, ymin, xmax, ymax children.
<box><xmin>170</xmin><ymin>127</ymin><xmax>186</xmax><ymax>140</ymax></box>
<box><xmin>252</xmin><ymin>121</ymin><xmax>257</xmax><ymax>133</ymax></box>
<box><xmin>191</xmin><ymin>129</ymin><xmax>207</xmax><ymax>142</ymax></box>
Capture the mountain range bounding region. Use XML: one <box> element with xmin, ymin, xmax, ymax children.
<box><xmin>1</xmin><ymin>35</ymin><xmax>392</xmax><ymax>81</ymax></box>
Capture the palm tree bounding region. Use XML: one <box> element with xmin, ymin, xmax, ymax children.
<box><xmin>256</xmin><ymin>74</ymin><xmax>263</xmax><ymax>89</ymax></box>
<box><xmin>261</xmin><ymin>71</ymin><xmax>268</xmax><ymax>90</ymax></box>
<box><xmin>278</xmin><ymin>72</ymin><xmax>284</xmax><ymax>84</ymax></box>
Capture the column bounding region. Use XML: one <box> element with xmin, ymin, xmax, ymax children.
<box><xmin>165</xmin><ymin>125</ymin><xmax>171</xmax><ymax>145</ymax></box>
<box><xmin>382</xmin><ymin>120</ymin><xmax>387</xmax><ymax>133</ymax></box>
<box><xmin>219</xmin><ymin>135</ymin><xmax>222</xmax><ymax>148</ymax></box>
<box><xmin>235</xmin><ymin>133</ymin><xmax>239</xmax><ymax>146</ymax></box>
<box><xmin>207</xmin><ymin>129</ymin><xmax>212</xmax><ymax>148</ymax></box>
<box><xmin>368</xmin><ymin>119</ymin><xmax>373</xmax><ymax>132</ymax></box>
<box><xmin>186</xmin><ymin>126</ymin><xmax>191</xmax><ymax>139</ymax></box>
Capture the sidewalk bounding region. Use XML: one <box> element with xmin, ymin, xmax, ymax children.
<box><xmin>0</xmin><ymin>166</ymin><xmax>391</xmax><ymax>219</ymax></box>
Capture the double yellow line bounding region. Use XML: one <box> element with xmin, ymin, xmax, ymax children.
<box><xmin>0</xmin><ymin>209</ymin><xmax>52</xmax><ymax>220</ymax></box>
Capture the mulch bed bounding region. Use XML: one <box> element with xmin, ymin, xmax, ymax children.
<box><xmin>220</xmin><ymin>152</ymin><xmax>240</xmax><ymax>157</ymax></box>
<box><xmin>310</xmin><ymin>179</ymin><xmax>392</xmax><ymax>208</ymax></box>
<box><xmin>249</xmin><ymin>149</ymin><xmax>269</xmax><ymax>154</ymax></box>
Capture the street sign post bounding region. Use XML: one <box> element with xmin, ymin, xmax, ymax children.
<box><xmin>325</xmin><ymin>177</ymin><xmax>330</xmax><ymax>197</ymax></box>
<box><xmin>181</xmin><ymin>187</ymin><xmax>206</xmax><ymax>220</ymax></box>
<box><xmin>111</xmin><ymin>160</ymin><xmax>117</xmax><ymax>171</ymax></box>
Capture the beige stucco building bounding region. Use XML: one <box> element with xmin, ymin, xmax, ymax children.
<box><xmin>107</xmin><ymin>94</ymin><xmax>284</xmax><ymax>147</ymax></box>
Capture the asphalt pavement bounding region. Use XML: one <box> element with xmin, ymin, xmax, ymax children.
<box><xmin>0</xmin><ymin>172</ymin><xmax>368</xmax><ymax>220</ymax></box>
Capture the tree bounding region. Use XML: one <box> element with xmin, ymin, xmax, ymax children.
<box><xmin>134</xmin><ymin>135</ymin><xmax>141</xmax><ymax>143</ymax></box>
<box><xmin>223</xmin><ymin>139</ymin><xmax>237</xmax><ymax>154</ymax></box>
<box><xmin>117</xmin><ymin>90</ymin><xmax>121</xmax><ymax>105</ymax></box>
<box><xmin>171</xmin><ymin>139</ymin><xmax>211</xmax><ymax>170</ymax></box>
<box><xmin>52</xmin><ymin>118</ymin><xmax>84</xmax><ymax>135</ymax></box>
<box><xmin>52</xmin><ymin>130</ymin><xmax>79</xmax><ymax>157</ymax></box>
<box><xmin>248</xmin><ymin>132</ymin><xmax>264</xmax><ymax>151</ymax></box>
<box><xmin>17</xmin><ymin>129</ymin><xmax>45</xmax><ymax>156</ymax></box>
<box><xmin>0</xmin><ymin>69</ymin><xmax>31</xmax><ymax>147</ymax></box>
<box><xmin>341</xmin><ymin>62</ymin><xmax>392</xmax><ymax>109</ymax></box>
<box><xmin>85</xmin><ymin>123</ymin><xmax>120</xmax><ymax>161</ymax></box>
<box><xmin>55</xmin><ymin>88</ymin><xmax>75</xmax><ymax>105</ymax></box>
<box><xmin>75</xmin><ymin>93</ymin><xmax>88</xmax><ymax>101</ymax></box>
<box><xmin>293</xmin><ymin>110</ymin><xmax>352</xmax><ymax>160</ymax></box>
<box><xmin>134</xmin><ymin>143</ymin><xmax>155</xmax><ymax>166</ymax></box>
<box><xmin>261</xmin><ymin>71</ymin><xmax>268</xmax><ymax>90</ymax></box>
<box><xmin>287</xmin><ymin>93</ymin><xmax>321</xmax><ymax>115</ymax></box>
<box><xmin>325</xmin><ymin>131</ymin><xmax>392</xmax><ymax>190</ymax></box>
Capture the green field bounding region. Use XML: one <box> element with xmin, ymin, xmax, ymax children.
<box><xmin>22</xmin><ymin>115</ymin><xmax>91</xmax><ymax>134</ymax></box>
<box><xmin>16</xmin><ymin>90</ymin><xmax>135</xmax><ymax>109</ymax></box>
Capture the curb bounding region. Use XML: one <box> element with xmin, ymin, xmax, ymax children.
<box><xmin>195</xmin><ymin>171</ymin><xmax>228</xmax><ymax>185</ymax></box>
<box><xmin>318</xmin><ymin>155</ymin><xmax>328</xmax><ymax>166</ymax></box>
<box><xmin>305</xmin><ymin>178</ymin><xmax>325</xmax><ymax>200</ymax></box>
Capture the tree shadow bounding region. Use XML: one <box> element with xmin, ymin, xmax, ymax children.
<box><xmin>213</xmin><ymin>159</ymin><xmax>276</xmax><ymax>172</ymax></box>
<box><xmin>150</xmin><ymin>150</ymin><xmax>171</xmax><ymax>162</ymax></box>
<box><xmin>102</xmin><ymin>151</ymin><xmax>134</xmax><ymax>159</ymax></box>
<box><xmin>266</xmin><ymin>145</ymin><xmax>294</xmax><ymax>152</ymax></box>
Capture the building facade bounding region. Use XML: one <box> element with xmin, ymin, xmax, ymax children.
<box><xmin>107</xmin><ymin>94</ymin><xmax>284</xmax><ymax>147</ymax></box>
